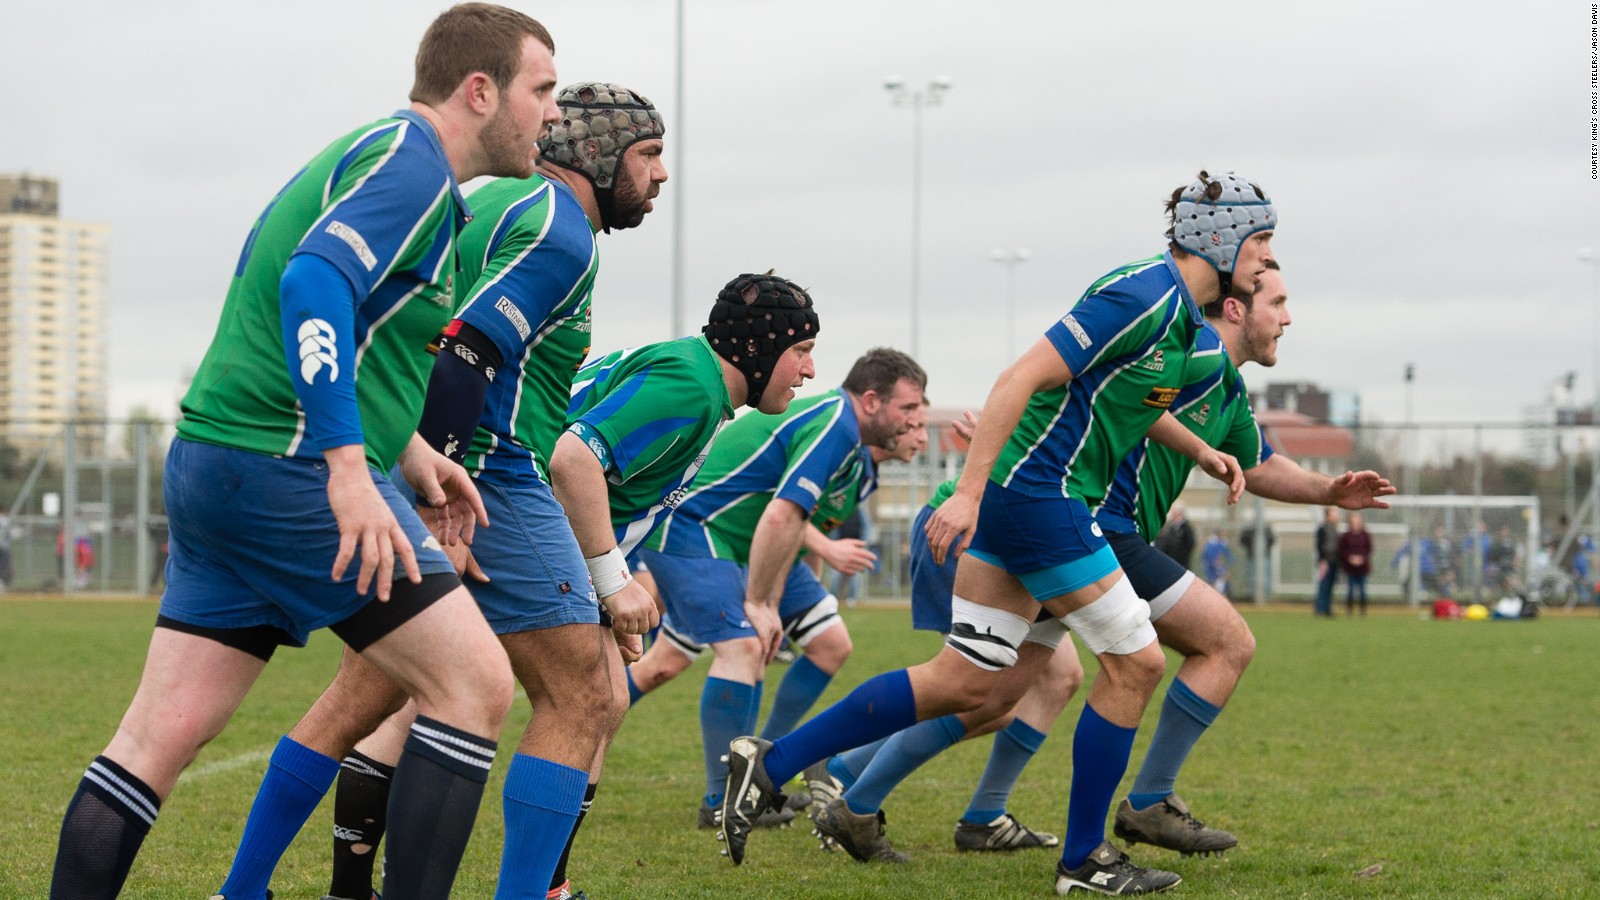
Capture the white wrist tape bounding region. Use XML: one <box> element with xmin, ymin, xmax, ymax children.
<box><xmin>585</xmin><ymin>547</ymin><xmax>632</xmax><ymax>599</ymax></box>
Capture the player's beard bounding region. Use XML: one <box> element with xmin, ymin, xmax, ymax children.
<box><xmin>605</xmin><ymin>169</ymin><xmax>651</xmax><ymax>231</ymax></box>
<box><xmin>863</xmin><ymin>411</ymin><xmax>901</xmax><ymax>451</ymax></box>
<box><xmin>1242</xmin><ymin>317</ymin><xmax>1279</xmax><ymax>367</ymax></box>
<box><xmin>481</xmin><ymin>104</ymin><xmax>538</xmax><ymax>180</ymax></box>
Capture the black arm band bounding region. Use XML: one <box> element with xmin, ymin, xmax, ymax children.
<box><xmin>430</xmin><ymin>321</ymin><xmax>504</xmax><ymax>378</ymax></box>
<box><xmin>417</xmin><ymin>321</ymin><xmax>502</xmax><ymax>463</ymax></box>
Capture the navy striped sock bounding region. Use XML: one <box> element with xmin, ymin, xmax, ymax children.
<box><xmin>51</xmin><ymin>755</ymin><xmax>161</xmax><ymax>899</ymax></box>
<box><xmin>382</xmin><ymin>716</ymin><xmax>496</xmax><ymax>899</ymax></box>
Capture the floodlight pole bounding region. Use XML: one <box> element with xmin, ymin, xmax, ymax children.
<box><xmin>992</xmin><ymin>248</ymin><xmax>1030</xmax><ymax>361</ymax></box>
<box><xmin>670</xmin><ymin>0</ymin><xmax>687</xmax><ymax>340</ymax></box>
<box><xmin>885</xmin><ymin>76</ymin><xmax>951</xmax><ymax>360</ymax></box>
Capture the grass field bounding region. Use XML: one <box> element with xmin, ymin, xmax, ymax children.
<box><xmin>4</xmin><ymin>597</ymin><xmax>1599</xmax><ymax>898</ymax></box>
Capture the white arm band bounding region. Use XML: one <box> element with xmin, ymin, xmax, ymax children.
<box><xmin>585</xmin><ymin>547</ymin><xmax>632</xmax><ymax>599</ymax></box>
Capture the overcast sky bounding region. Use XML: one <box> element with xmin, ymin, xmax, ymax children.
<box><xmin>4</xmin><ymin>0</ymin><xmax>1594</xmax><ymax>441</ymax></box>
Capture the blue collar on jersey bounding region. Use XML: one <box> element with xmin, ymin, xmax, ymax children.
<box><xmin>1161</xmin><ymin>250</ymin><xmax>1205</xmax><ymax>326</ymax></box>
<box><xmin>391</xmin><ymin>109</ymin><xmax>473</xmax><ymax>226</ymax></box>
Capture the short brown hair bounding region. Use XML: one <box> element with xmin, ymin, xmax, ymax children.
<box><xmin>410</xmin><ymin>4</ymin><xmax>555</xmax><ymax>105</ymax></box>
<box><xmin>842</xmin><ymin>348</ymin><xmax>927</xmax><ymax>398</ymax></box>
<box><xmin>1202</xmin><ymin>258</ymin><xmax>1281</xmax><ymax>319</ymax></box>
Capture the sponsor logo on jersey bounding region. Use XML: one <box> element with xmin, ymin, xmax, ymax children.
<box><xmin>297</xmin><ymin>318</ymin><xmax>339</xmax><ymax>384</ymax></box>
<box><xmin>495</xmin><ymin>297</ymin><xmax>532</xmax><ymax>340</ymax></box>
<box><xmin>663</xmin><ymin>487</ymin><xmax>688</xmax><ymax>509</ymax></box>
<box><xmin>1141</xmin><ymin>386</ymin><xmax>1180</xmax><ymax>409</ymax></box>
<box><xmin>325</xmin><ymin>221</ymin><xmax>377</xmax><ymax>271</ymax></box>
<box><xmin>421</xmin><ymin>536</ymin><xmax>443</xmax><ymax>552</ymax></box>
<box><xmin>572</xmin><ymin>306</ymin><xmax>593</xmax><ymax>334</ymax></box>
<box><xmin>1141</xmin><ymin>349</ymin><xmax>1166</xmax><ymax>372</ymax></box>
<box><xmin>1188</xmin><ymin>402</ymin><xmax>1211</xmax><ymax>426</ymax></box>
<box><xmin>1061</xmin><ymin>314</ymin><xmax>1092</xmax><ymax>349</ymax></box>
<box><xmin>1090</xmin><ymin>521</ymin><xmax>1103</xmax><ymax>538</ymax></box>
<box><xmin>796</xmin><ymin>477</ymin><xmax>823</xmax><ymax>501</ymax></box>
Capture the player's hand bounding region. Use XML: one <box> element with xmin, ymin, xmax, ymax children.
<box><xmin>612</xmin><ymin>627</ymin><xmax>643</xmax><ymax>664</ymax></box>
<box><xmin>1195</xmin><ymin>448</ymin><xmax>1245</xmax><ymax>504</ymax></box>
<box><xmin>926</xmin><ymin>490</ymin><xmax>978</xmax><ymax>565</ymax></box>
<box><xmin>1329</xmin><ymin>470</ymin><xmax>1397</xmax><ymax>510</ymax></box>
<box><xmin>399</xmin><ymin>437</ymin><xmax>488</xmax><ymax>546</ymax></box>
<box><xmin>822</xmin><ymin>538</ymin><xmax>877</xmax><ymax>576</ymax></box>
<box><xmin>745</xmin><ymin>601</ymin><xmax>783</xmax><ymax>664</ymax></box>
<box><xmin>950</xmin><ymin>409</ymin><xmax>980</xmax><ymax>444</ymax></box>
<box><xmin>326</xmin><ymin>456</ymin><xmax>419</xmax><ymax>600</ymax></box>
<box><xmin>435</xmin><ymin>536</ymin><xmax>488</xmax><ymax>583</ymax></box>
<box><xmin>601</xmin><ymin>578</ymin><xmax>660</xmax><ymax>636</ymax></box>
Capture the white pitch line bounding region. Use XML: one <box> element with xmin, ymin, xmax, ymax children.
<box><xmin>179</xmin><ymin>747</ymin><xmax>273</xmax><ymax>783</ymax></box>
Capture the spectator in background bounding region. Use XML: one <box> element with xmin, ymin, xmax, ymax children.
<box><xmin>1338</xmin><ymin>512</ymin><xmax>1372</xmax><ymax>616</ymax></box>
<box><xmin>1313</xmin><ymin>507</ymin><xmax>1340</xmax><ymax>617</ymax></box>
<box><xmin>1463</xmin><ymin>520</ymin><xmax>1491</xmax><ymax>587</ymax></box>
<box><xmin>1485</xmin><ymin>524</ymin><xmax>1520</xmax><ymax>593</ymax></box>
<box><xmin>1153</xmin><ymin>502</ymin><xmax>1197</xmax><ymax>570</ymax></box>
<box><xmin>1572</xmin><ymin>534</ymin><xmax>1595</xmax><ymax>599</ymax></box>
<box><xmin>74</xmin><ymin>535</ymin><xmax>94</xmax><ymax>589</ymax></box>
<box><xmin>1423</xmin><ymin>524</ymin><xmax>1459</xmax><ymax>598</ymax></box>
<box><xmin>1201</xmin><ymin>530</ymin><xmax>1233</xmax><ymax>597</ymax></box>
<box><xmin>1240</xmin><ymin>520</ymin><xmax>1275</xmax><ymax>598</ymax></box>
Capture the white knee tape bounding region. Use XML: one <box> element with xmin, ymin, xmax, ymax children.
<box><xmin>945</xmin><ymin>596</ymin><xmax>1031</xmax><ymax>671</ymax></box>
<box><xmin>1062</xmin><ymin>576</ymin><xmax>1156</xmax><ymax>655</ymax></box>
<box><xmin>1024</xmin><ymin>615</ymin><xmax>1070</xmax><ymax>650</ymax></box>
<box><xmin>785</xmin><ymin>594</ymin><xmax>841</xmax><ymax>649</ymax></box>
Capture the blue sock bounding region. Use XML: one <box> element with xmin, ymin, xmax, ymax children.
<box><xmin>1127</xmin><ymin>677</ymin><xmax>1221</xmax><ymax>810</ymax></box>
<box><xmin>496</xmin><ymin>754</ymin><xmax>588</xmax><ymax>900</ymax></box>
<box><xmin>1061</xmin><ymin>703</ymin><xmax>1138</xmax><ymax>870</ymax></box>
<box><xmin>760</xmin><ymin>656</ymin><xmax>833</xmax><ymax>740</ymax></box>
<box><xmin>218</xmin><ymin>736</ymin><xmax>340</xmax><ymax>900</ymax></box>
<box><xmin>701</xmin><ymin>676</ymin><xmax>757</xmax><ymax>806</ymax></box>
<box><xmin>963</xmin><ymin>718</ymin><xmax>1048</xmax><ymax>824</ymax></box>
<box><xmin>626</xmin><ymin>668</ymin><xmax>643</xmax><ymax>706</ymax></box>
<box><xmin>831</xmin><ymin>736</ymin><xmax>890</xmax><ymax>790</ymax></box>
<box><xmin>845</xmin><ymin>715</ymin><xmax>965</xmax><ymax>815</ymax></box>
<box><xmin>763</xmin><ymin>669</ymin><xmax>917</xmax><ymax>787</ymax></box>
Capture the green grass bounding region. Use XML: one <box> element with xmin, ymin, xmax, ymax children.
<box><xmin>4</xmin><ymin>598</ymin><xmax>1598</xmax><ymax>898</ymax></box>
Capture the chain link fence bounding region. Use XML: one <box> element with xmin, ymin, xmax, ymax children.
<box><xmin>1</xmin><ymin>420</ymin><xmax>167</xmax><ymax>595</ymax></box>
<box><xmin>4</xmin><ymin>418</ymin><xmax>1595</xmax><ymax>608</ymax></box>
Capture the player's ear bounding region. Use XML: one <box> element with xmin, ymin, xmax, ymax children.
<box><xmin>463</xmin><ymin>71</ymin><xmax>497</xmax><ymax>115</ymax></box>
